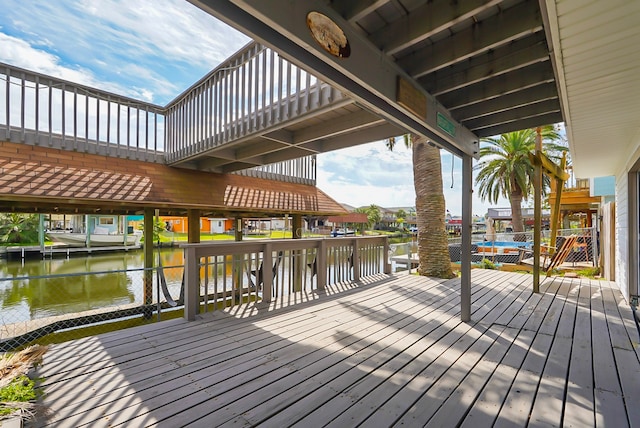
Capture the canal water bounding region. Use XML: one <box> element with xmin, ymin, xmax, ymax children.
<box><xmin>0</xmin><ymin>247</ymin><xmax>185</xmax><ymax>326</ymax></box>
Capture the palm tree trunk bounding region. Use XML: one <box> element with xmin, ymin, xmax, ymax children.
<box><xmin>412</xmin><ymin>136</ymin><xmax>454</xmax><ymax>278</ymax></box>
<box><xmin>509</xmin><ymin>190</ymin><xmax>525</xmax><ymax>234</ymax></box>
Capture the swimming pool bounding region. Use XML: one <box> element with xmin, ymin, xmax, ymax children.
<box><xmin>476</xmin><ymin>241</ymin><xmax>532</xmax><ymax>248</ymax></box>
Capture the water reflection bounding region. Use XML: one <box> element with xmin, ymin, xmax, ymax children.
<box><xmin>0</xmin><ymin>248</ymin><xmax>184</xmax><ymax>323</ymax></box>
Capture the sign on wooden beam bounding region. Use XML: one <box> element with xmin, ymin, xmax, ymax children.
<box><xmin>437</xmin><ymin>112</ymin><xmax>456</xmax><ymax>137</ymax></box>
<box><xmin>396</xmin><ymin>76</ymin><xmax>426</xmax><ymax>120</ymax></box>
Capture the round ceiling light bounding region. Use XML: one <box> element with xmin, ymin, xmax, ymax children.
<box><xmin>307</xmin><ymin>11</ymin><xmax>350</xmax><ymax>58</ymax></box>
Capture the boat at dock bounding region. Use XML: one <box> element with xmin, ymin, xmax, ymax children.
<box><xmin>46</xmin><ymin>214</ymin><xmax>142</xmax><ymax>247</ymax></box>
<box><xmin>47</xmin><ymin>230</ymin><xmax>142</xmax><ymax>247</ymax></box>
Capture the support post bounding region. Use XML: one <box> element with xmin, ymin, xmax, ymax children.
<box><xmin>383</xmin><ymin>236</ymin><xmax>391</xmax><ymax>274</ymax></box>
<box><xmin>352</xmin><ymin>238</ymin><xmax>360</xmax><ymax>281</ymax></box>
<box><xmin>292</xmin><ymin>214</ymin><xmax>303</xmax><ymax>239</ymax></box>
<box><xmin>233</xmin><ymin>217</ymin><xmax>243</xmax><ymax>300</ymax></box>
<box><xmin>38</xmin><ymin>214</ymin><xmax>45</xmax><ymax>254</ymax></box>
<box><xmin>262</xmin><ymin>242</ymin><xmax>273</xmax><ymax>303</ymax></box>
<box><xmin>533</xmin><ymin>128</ymin><xmax>542</xmax><ymax>292</ymax></box>
<box><xmin>292</xmin><ymin>214</ymin><xmax>303</xmax><ymax>290</ymax></box>
<box><xmin>185</xmin><ymin>209</ymin><xmax>201</xmax><ymax>312</ymax></box>
<box><xmin>184</xmin><ymin>246</ymin><xmax>198</xmax><ymax>321</ymax></box>
<box><xmin>461</xmin><ymin>153</ymin><xmax>472</xmax><ymax>322</ymax></box>
<box><xmin>187</xmin><ymin>209</ymin><xmax>201</xmax><ymax>244</ymax></box>
<box><xmin>317</xmin><ymin>239</ymin><xmax>327</xmax><ymax>289</ymax></box>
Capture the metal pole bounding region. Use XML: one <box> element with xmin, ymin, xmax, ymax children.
<box><xmin>143</xmin><ymin>208</ymin><xmax>154</xmax><ymax>318</ymax></box>
<box><xmin>461</xmin><ymin>153</ymin><xmax>472</xmax><ymax>322</ymax></box>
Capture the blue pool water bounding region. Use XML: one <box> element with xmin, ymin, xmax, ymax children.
<box><xmin>476</xmin><ymin>241</ymin><xmax>532</xmax><ymax>248</ymax></box>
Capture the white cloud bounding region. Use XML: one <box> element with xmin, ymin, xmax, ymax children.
<box><xmin>0</xmin><ymin>0</ymin><xmax>249</xmax><ymax>104</ymax></box>
<box><xmin>317</xmin><ymin>141</ymin><xmax>509</xmax><ymax>216</ymax></box>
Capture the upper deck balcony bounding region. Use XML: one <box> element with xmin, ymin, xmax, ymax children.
<box><xmin>0</xmin><ymin>42</ymin><xmax>403</xmax><ymax>187</ymax></box>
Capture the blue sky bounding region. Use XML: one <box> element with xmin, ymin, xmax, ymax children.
<box><xmin>0</xmin><ymin>0</ymin><xmax>509</xmax><ymax>216</ymax></box>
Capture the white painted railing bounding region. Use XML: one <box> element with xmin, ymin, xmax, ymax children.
<box><xmin>0</xmin><ymin>63</ymin><xmax>165</xmax><ymax>162</ymax></box>
<box><xmin>182</xmin><ymin>236</ymin><xmax>391</xmax><ymax>320</ymax></box>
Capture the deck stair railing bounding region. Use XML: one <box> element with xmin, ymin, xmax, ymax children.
<box><xmin>182</xmin><ymin>236</ymin><xmax>390</xmax><ymax>320</ymax></box>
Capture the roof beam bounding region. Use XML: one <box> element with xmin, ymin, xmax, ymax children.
<box><xmin>189</xmin><ymin>0</ymin><xmax>479</xmax><ymax>158</ymax></box>
<box><xmin>301</xmin><ymin>122</ymin><xmax>403</xmax><ymax>153</ymax></box>
<box><xmin>421</xmin><ymin>32</ymin><xmax>549</xmax><ymax>96</ymax></box>
<box><xmin>371</xmin><ymin>0</ymin><xmax>502</xmax><ymax>56</ymax></box>
<box><xmin>440</xmin><ymin>62</ymin><xmax>555</xmax><ymax>110</ymax></box>
<box><xmin>474</xmin><ymin>112</ymin><xmax>563</xmax><ymax>137</ymax></box>
<box><xmin>400</xmin><ymin>0</ymin><xmax>542</xmax><ymax>78</ymax></box>
<box><xmin>452</xmin><ymin>82</ymin><xmax>559</xmax><ymax>121</ymax></box>
<box><xmin>236</xmin><ymin>140</ymin><xmax>288</xmax><ymax>159</ymax></box>
<box><xmin>333</xmin><ymin>0</ymin><xmax>390</xmax><ymax>23</ymax></box>
<box><xmin>292</xmin><ymin>109</ymin><xmax>385</xmax><ymax>145</ymax></box>
<box><xmin>262</xmin><ymin>129</ymin><xmax>293</xmax><ymax>144</ymax></box>
<box><xmin>463</xmin><ymin>98</ymin><xmax>561</xmax><ymax>131</ymax></box>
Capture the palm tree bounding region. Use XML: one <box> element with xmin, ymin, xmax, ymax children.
<box><xmin>0</xmin><ymin>213</ymin><xmax>39</xmax><ymax>244</ymax></box>
<box><xmin>475</xmin><ymin>126</ymin><xmax>564</xmax><ymax>233</ymax></box>
<box><xmin>388</xmin><ymin>135</ymin><xmax>453</xmax><ymax>278</ymax></box>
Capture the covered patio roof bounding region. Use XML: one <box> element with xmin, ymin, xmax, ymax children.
<box><xmin>191</xmin><ymin>0</ymin><xmax>564</xmax><ymax>158</ymax></box>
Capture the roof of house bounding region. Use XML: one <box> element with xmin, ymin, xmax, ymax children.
<box><xmin>327</xmin><ymin>213</ymin><xmax>369</xmax><ymax>224</ymax></box>
<box><xmin>0</xmin><ymin>141</ymin><xmax>347</xmax><ymax>217</ymax></box>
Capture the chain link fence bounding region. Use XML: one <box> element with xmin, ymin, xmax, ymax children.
<box><xmin>0</xmin><ymin>249</ymin><xmax>183</xmax><ymax>351</ymax></box>
<box><xmin>1</xmin><ymin>237</ymin><xmax>390</xmax><ymax>351</ymax></box>
<box><xmin>447</xmin><ymin>227</ymin><xmax>598</xmax><ymax>267</ymax></box>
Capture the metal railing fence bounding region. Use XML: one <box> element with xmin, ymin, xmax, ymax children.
<box><xmin>447</xmin><ymin>227</ymin><xmax>598</xmax><ymax>266</ymax></box>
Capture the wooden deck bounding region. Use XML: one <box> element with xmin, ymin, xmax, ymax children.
<box><xmin>31</xmin><ymin>270</ymin><xmax>640</xmax><ymax>427</ymax></box>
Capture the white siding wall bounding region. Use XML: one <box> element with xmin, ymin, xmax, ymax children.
<box><xmin>615</xmin><ymin>171</ymin><xmax>629</xmax><ymax>301</ymax></box>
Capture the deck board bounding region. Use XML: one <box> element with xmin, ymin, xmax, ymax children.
<box><xmin>31</xmin><ymin>270</ymin><xmax>640</xmax><ymax>427</ymax></box>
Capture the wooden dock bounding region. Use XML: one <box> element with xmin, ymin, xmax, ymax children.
<box><xmin>31</xmin><ymin>270</ymin><xmax>640</xmax><ymax>427</ymax></box>
<box><xmin>2</xmin><ymin>244</ymin><xmax>141</xmax><ymax>259</ymax></box>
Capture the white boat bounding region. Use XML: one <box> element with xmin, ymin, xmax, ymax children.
<box><xmin>46</xmin><ymin>214</ymin><xmax>142</xmax><ymax>247</ymax></box>
<box><xmin>47</xmin><ymin>230</ymin><xmax>142</xmax><ymax>247</ymax></box>
<box><xmin>335</xmin><ymin>228</ymin><xmax>355</xmax><ymax>236</ymax></box>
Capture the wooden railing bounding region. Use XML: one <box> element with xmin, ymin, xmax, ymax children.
<box><xmin>233</xmin><ymin>155</ymin><xmax>316</xmax><ymax>185</ymax></box>
<box><xmin>0</xmin><ymin>63</ymin><xmax>165</xmax><ymax>162</ymax></box>
<box><xmin>181</xmin><ymin>236</ymin><xmax>391</xmax><ymax>320</ymax></box>
<box><xmin>164</xmin><ymin>42</ymin><xmax>345</xmax><ymax>161</ymax></box>
<box><xmin>1</xmin><ymin>45</ymin><xmax>326</xmax><ymax>184</ymax></box>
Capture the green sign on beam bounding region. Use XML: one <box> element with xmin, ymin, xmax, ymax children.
<box><xmin>437</xmin><ymin>112</ymin><xmax>456</xmax><ymax>137</ymax></box>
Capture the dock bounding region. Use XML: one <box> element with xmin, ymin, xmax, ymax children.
<box><xmin>2</xmin><ymin>244</ymin><xmax>142</xmax><ymax>259</ymax></box>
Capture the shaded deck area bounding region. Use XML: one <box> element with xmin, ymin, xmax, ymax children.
<box><xmin>32</xmin><ymin>270</ymin><xmax>640</xmax><ymax>427</ymax></box>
